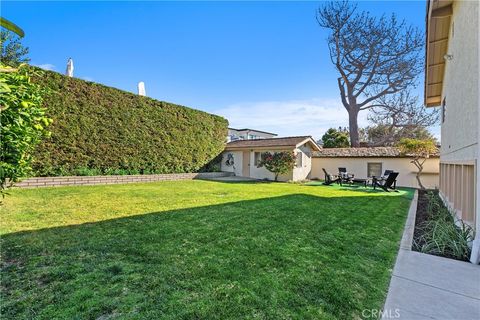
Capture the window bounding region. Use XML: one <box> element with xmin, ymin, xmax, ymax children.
<box><xmin>367</xmin><ymin>162</ymin><xmax>382</xmax><ymax>178</ymax></box>
<box><xmin>254</xmin><ymin>152</ymin><xmax>262</xmax><ymax>167</ymax></box>
<box><xmin>296</xmin><ymin>152</ymin><xmax>303</xmax><ymax>168</ymax></box>
<box><xmin>442</xmin><ymin>97</ymin><xmax>446</xmax><ymax>123</ymax></box>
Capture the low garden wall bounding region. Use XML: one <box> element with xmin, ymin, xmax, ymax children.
<box><xmin>14</xmin><ymin>172</ymin><xmax>233</xmax><ymax>188</ymax></box>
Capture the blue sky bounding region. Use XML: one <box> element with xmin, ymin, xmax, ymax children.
<box><xmin>2</xmin><ymin>1</ymin><xmax>432</xmax><ymax>140</ymax></box>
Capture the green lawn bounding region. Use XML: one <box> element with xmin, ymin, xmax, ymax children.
<box><xmin>0</xmin><ymin>180</ymin><xmax>413</xmax><ymax>319</ymax></box>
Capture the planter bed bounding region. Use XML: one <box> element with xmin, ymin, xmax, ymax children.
<box><xmin>412</xmin><ymin>189</ymin><xmax>473</xmax><ymax>262</ymax></box>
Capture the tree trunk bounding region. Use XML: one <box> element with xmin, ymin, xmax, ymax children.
<box><xmin>274</xmin><ymin>172</ymin><xmax>279</xmax><ymax>182</ymax></box>
<box><xmin>412</xmin><ymin>159</ymin><xmax>425</xmax><ymax>190</ymax></box>
<box><xmin>348</xmin><ymin>108</ymin><xmax>360</xmax><ymax>147</ymax></box>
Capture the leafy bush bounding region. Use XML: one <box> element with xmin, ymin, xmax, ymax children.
<box><xmin>413</xmin><ymin>191</ymin><xmax>474</xmax><ymax>261</ymax></box>
<box><xmin>29</xmin><ymin>67</ymin><xmax>228</xmax><ymax>176</ymax></box>
<box><xmin>258</xmin><ymin>151</ymin><xmax>296</xmax><ymax>181</ymax></box>
<box><xmin>199</xmin><ymin>153</ymin><xmax>223</xmax><ymax>173</ymax></box>
<box><xmin>321</xmin><ymin>127</ymin><xmax>350</xmax><ymax>148</ymax></box>
<box><xmin>0</xmin><ymin>65</ymin><xmax>52</xmax><ymax>193</ymax></box>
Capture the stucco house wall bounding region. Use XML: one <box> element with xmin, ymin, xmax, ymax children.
<box><xmin>311</xmin><ymin>157</ymin><xmax>440</xmax><ymax>189</ymax></box>
<box><xmin>221</xmin><ymin>149</ymin><xmax>294</xmax><ymax>181</ymax></box>
<box><xmin>220</xmin><ymin>151</ymin><xmax>243</xmax><ymax>177</ymax></box>
<box><xmin>248</xmin><ymin>149</ymin><xmax>293</xmax><ymax>181</ymax></box>
<box><xmin>292</xmin><ymin>144</ymin><xmax>313</xmax><ymax>181</ymax></box>
<box><xmin>221</xmin><ymin>136</ymin><xmax>319</xmax><ymax>182</ymax></box>
<box><xmin>425</xmin><ymin>0</ymin><xmax>479</xmax><ymax>262</ymax></box>
<box><xmin>440</xmin><ymin>0</ymin><xmax>479</xmax><ymax>163</ymax></box>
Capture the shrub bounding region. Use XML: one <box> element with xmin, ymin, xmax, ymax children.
<box><xmin>29</xmin><ymin>67</ymin><xmax>228</xmax><ymax>176</ymax></box>
<box><xmin>258</xmin><ymin>151</ymin><xmax>296</xmax><ymax>181</ymax></box>
<box><xmin>413</xmin><ymin>191</ymin><xmax>474</xmax><ymax>261</ymax></box>
<box><xmin>0</xmin><ymin>65</ymin><xmax>52</xmax><ymax>194</ymax></box>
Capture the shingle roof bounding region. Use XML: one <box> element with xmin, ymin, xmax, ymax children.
<box><xmin>312</xmin><ymin>147</ymin><xmax>439</xmax><ymax>158</ymax></box>
<box><xmin>226</xmin><ymin>136</ymin><xmax>319</xmax><ymax>150</ymax></box>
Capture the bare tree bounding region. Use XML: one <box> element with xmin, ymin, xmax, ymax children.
<box><xmin>366</xmin><ymin>91</ymin><xmax>439</xmax><ymax>146</ymax></box>
<box><xmin>317</xmin><ymin>1</ymin><xmax>424</xmax><ymax>146</ymax></box>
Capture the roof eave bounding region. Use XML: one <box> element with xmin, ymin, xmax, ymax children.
<box><xmin>424</xmin><ymin>0</ymin><xmax>453</xmax><ymax>108</ymax></box>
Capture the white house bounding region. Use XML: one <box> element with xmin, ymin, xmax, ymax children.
<box><xmin>425</xmin><ymin>0</ymin><xmax>479</xmax><ymax>263</ymax></box>
<box><xmin>221</xmin><ymin>136</ymin><xmax>321</xmax><ymax>181</ymax></box>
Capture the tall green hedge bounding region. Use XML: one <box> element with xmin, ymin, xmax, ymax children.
<box><xmin>30</xmin><ymin>68</ymin><xmax>228</xmax><ymax>176</ymax></box>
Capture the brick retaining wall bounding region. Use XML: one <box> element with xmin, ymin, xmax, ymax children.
<box><xmin>14</xmin><ymin>172</ymin><xmax>234</xmax><ymax>188</ymax></box>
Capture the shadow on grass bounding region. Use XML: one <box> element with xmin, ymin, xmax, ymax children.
<box><xmin>1</xmin><ymin>193</ymin><xmax>412</xmax><ymax>320</ymax></box>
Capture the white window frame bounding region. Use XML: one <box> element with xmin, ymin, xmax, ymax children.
<box><xmin>367</xmin><ymin>162</ymin><xmax>382</xmax><ymax>178</ymax></box>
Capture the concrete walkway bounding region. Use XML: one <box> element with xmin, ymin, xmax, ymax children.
<box><xmin>382</xmin><ymin>192</ymin><xmax>480</xmax><ymax>320</ymax></box>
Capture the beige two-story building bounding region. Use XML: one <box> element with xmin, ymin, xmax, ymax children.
<box><xmin>425</xmin><ymin>0</ymin><xmax>479</xmax><ymax>263</ymax></box>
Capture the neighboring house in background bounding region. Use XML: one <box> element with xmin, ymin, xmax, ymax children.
<box><xmin>227</xmin><ymin>128</ymin><xmax>277</xmax><ymax>142</ymax></box>
<box><xmin>425</xmin><ymin>0</ymin><xmax>479</xmax><ymax>263</ymax></box>
<box><xmin>311</xmin><ymin>147</ymin><xmax>440</xmax><ymax>189</ymax></box>
<box><xmin>221</xmin><ymin>136</ymin><xmax>321</xmax><ymax>181</ymax></box>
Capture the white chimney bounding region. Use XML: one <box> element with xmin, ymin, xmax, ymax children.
<box><xmin>66</xmin><ymin>58</ymin><xmax>74</xmax><ymax>77</ymax></box>
<box><xmin>137</xmin><ymin>81</ymin><xmax>146</xmax><ymax>96</ymax></box>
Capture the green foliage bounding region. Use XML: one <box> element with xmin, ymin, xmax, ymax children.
<box><xmin>0</xmin><ymin>17</ymin><xmax>24</xmax><ymax>38</ymax></box>
<box><xmin>258</xmin><ymin>151</ymin><xmax>296</xmax><ymax>181</ymax></box>
<box><xmin>1</xmin><ymin>29</ymin><xmax>30</xmax><ymax>67</ymax></box>
<box><xmin>199</xmin><ymin>153</ymin><xmax>223</xmax><ymax>173</ymax></box>
<box><xmin>397</xmin><ymin>138</ymin><xmax>437</xmax><ymax>157</ymax></box>
<box><xmin>29</xmin><ymin>67</ymin><xmax>228</xmax><ymax>176</ymax></box>
<box><xmin>321</xmin><ymin>128</ymin><xmax>350</xmax><ymax>148</ymax></box>
<box><xmin>0</xmin><ymin>64</ymin><xmax>52</xmax><ymax>193</ymax></box>
<box><xmin>414</xmin><ymin>191</ymin><xmax>474</xmax><ymax>261</ymax></box>
<box><xmin>397</xmin><ymin>138</ymin><xmax>437</xmax><ymax>189</ymax></box>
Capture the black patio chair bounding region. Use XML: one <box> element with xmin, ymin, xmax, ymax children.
<box><xmin>322</xmin><ymin>168</ymin><xmax>340</xmax><ymax>185</ymax></box>
<box><xmin>382</xmin><ymin>170</ymin><xmax>394</xmax><ymax>179</ymax></box>
<box><xmin>338</xmin><ymin>167</ymin><xmax>354</xmax><ymax>184</ymax></box>
<box><xmin>373</xmin><ymin>172</ymin><xmax>399</xmax><ymax>192</ymax></box>
<box><xmin>372</xmin><ymin>170</ymin><xmax>395</xmax><ymax>188</ymax></box>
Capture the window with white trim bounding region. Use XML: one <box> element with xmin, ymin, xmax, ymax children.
<box><xmin>367</xmin><ymin>162</ymin><xmax>382</xmax><ymax>178</ymax></box>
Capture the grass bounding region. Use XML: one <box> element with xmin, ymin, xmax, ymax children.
<box><xmin>1</xmin><ymin>180</ymin><xmax>413</xmax><ymax>319</ymax></box>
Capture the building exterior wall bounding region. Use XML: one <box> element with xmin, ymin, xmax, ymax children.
<box><xmin>220</xmin><ymin>150</ymin><xmax>244</xmax><ymax>176</ymax></box>
<box><xmin>292</xmin><ymin>144</ymin><xmax>313</xmax><ymax>181</ymax></box>
<box><xmin>311</xmin><ymin>157</ymin><xmax>440</xmax><ymax>189</ymax></box>
<box><xmin>221</xmin><ymin>146</ymin><xmax>314</xmax><ymax>182</ymax></box>
<box><xmin>440</xmin><ymin>0</ymin><xmax>479</xmax><ymax>163</ymax></box>
<box><xmin>437</xmin><ymin>0</ymin><xmax>479</xmax><ymax>247</ymax></box>
<box><xmin>227</xmin><ymin>129</ymin><xmax>277</xmax><ymax>142</ymax></box>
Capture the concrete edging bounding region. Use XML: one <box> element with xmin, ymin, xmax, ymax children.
<box><xmin>399</xmin><ymin>190</ymin><xmax>418</xmax><ymax>251</ymax></box>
